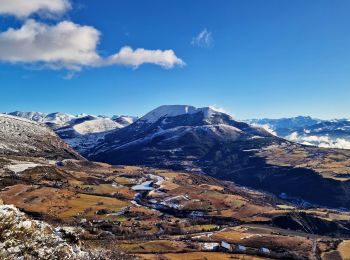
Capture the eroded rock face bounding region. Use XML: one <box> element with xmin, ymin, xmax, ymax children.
<box><xmin>0</xmin><ymin>205</ymin><xmax>87</xmax><ymax>260</ymax></box>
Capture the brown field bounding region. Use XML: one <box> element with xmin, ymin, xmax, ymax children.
<box><xmin>137</xmin><ymin>252</ymin><xmax>271</xmax><ymax>260</ymax></box>
<box><xmin>338</xmin><ymin>240</ymin><xmax>350</xmax><ymax>260</ymax></box>
<box><xmin>58</xmin><ymin>193</ymin><xmax>128</xmax><ymax>219</ymax></box>
<box><xmin>184</xmin><ymin>224</ymin><xmax>219</xmax><ymax>233</ymax></box>
<box><xmin>0</xmin><ymin>157</ymin><xmax>348</xmax><ymax>259</ymax></box>
<box><xmin>258</xmin><ymin>144</ymin><xmax>350</xmax><ymax>180</ymax></box>
<box><xmin>118</xmin><ymin>240</ymin><xmax>188</xmax><ymax>254</ymax></box>
<box><xmin>0</xmin><ymin>184</ymin><xmax>128</xmax><ymax>220</ymax></box>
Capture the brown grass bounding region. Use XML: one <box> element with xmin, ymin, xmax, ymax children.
<box><xmin>338</xmin><ymin>240</ymin><xmax>350</xmax><ymax>260</ymax></box>
<box><xmin>137</xmin><ymin>252</ymin><xmax>270</xmax><ymax>260</ymax></box>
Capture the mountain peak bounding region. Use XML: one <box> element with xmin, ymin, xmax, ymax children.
<box><xmin>140</xmin><ymin>105</ymin><xmax>226</xmax><ymax>123</ymax></box>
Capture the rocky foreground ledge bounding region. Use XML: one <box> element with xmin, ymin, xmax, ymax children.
<box><xmin>0</xmin><ymin>199</ymin><xmax>134</xmax><ymax>260</ymax></box>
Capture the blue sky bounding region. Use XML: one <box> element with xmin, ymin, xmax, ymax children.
<box><xmin>0</xmin><ymin>0</ymin><xmax>349</xmax><ymax>119</ymax></box>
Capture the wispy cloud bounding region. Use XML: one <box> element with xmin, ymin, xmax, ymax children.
<box><xmin>209</xmin><ymin>105</ymin><xmax>236</xmax><ymax>119</ymax></box>
<box><xmin>191</xmin><ymin>28</ymin><xmax>213</xmax><ymax>48</ymax></box>
<box><xmin>255</xmin><ymin>124</ymin><xmax>277</xmax><ymax>136</ymax></box>
<box><xmin>0</xmin><ymin>0</ymin><xmax>71</xmax><ymax>18</ymax></box>
<box><xmin>0</xmin><ymin>19</ymin><xmax>185</xmax><ymax>71</ymax></box>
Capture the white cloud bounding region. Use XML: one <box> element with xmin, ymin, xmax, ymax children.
<box><xmin>106</xmin><ymin>46</ymin><xmax>185</xmax><ymax>69</ymax></box>
<box><xmin>0</xmin><ymin>20</ymin><xmax>185</xmax><ymax>71</ymax></box>
<box><xmin>286</xmin><ymin>132</ymin><xmax>350</xmax><ymax>149</ymax></box>
<box><xmin>209</xmin><ymin>105</ymin><xmax>228</xmax><ymax>114</ymax></box>
<box><xmin>191</xmin><ymin>28</ymin><xmax>213</xmax><ymax>48</ymax></box>
<box><xmin>0</xmin><ymin>20</ymin><xmax>100</xmax><ymax>70</ymax></box>
<box><xmin>0</xmin><ymin>0</ymin><xmax>71</xmax><ymax>18</ymax></box>
<box><xmin>286</xmin><ymin>132</ymin><xmax>300</xmax><ymax>142</ymax></box>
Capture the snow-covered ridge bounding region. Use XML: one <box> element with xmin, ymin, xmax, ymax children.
<box><xmin>8</xmin><ymin>111</ymin><xmax>47</xmax><ymax>122</ymax></box>
<box><xmin>139</xmin><ymin>105</ymin><xmax>228</xmax><ymax>123</ymax></box>
<box><xmin>7</xmin><ymin>111</ymin><xmax>93</xmax><ymax>126</ymax></box>
<box><xmin>44</xmin><ymin>112</ymin><xmax>78</xmax><ymax>125</ymax></box>
<box><xmin>0</xmin><ymin>113</ymin><xmax>42</xmax><ymax>126</ymax></box>
<box><xmin>73</xmin><ymin>118</ymin><xmax>123</xmax><ymax>135</ymax></box>
<box><xmin>7</xmin><ymin>111</ymin><xmax>138</xmax><ymax>128</ymax></box>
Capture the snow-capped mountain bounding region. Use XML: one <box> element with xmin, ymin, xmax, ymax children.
<box><xmin>0</xmin><ymin>114</ymin><xmax>82</xmax><ymax>160</ymax></box>
<box><xmin>88</xmin><ymin>105</ymin><xmax>273</xmax><ymax>165</ymax></box>
<box><xmin>8</xmin><ymin>111</ymin><xmax>84</xmax><ymax>128</ymax></box>
<box><xmin>247</xmin><ymin>116</ymin><xmax>321</xmax><ymax>135</ymax></box>
<box><xmin>8</xmin><ymin>111</ymin><xmax>47</xmax><ymax>122</ymax></box>
<box><xmin>55</xmin><ymin>115</ymin><xmax>137</xmax><ymax>153</ymax></box>
<box><xmin>6</xmin><ymin>111</ymin><xmax>138</xmax><ymax>154</ymax></box>
<box><xmin>246</xmin><ymin>116</ymin><xmax>350</xmax><ymax>149</ymax></box>
<box><xmin>55</xmin><ymin>116</ymin><xmax>125</xmax><ymax>154</ymax></box>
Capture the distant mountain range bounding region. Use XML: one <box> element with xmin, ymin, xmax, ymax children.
<box><xmin>7</xmin><ymin>111</ymin><xmax>350</xmax><ymax>151</ymax></box>
<box><xmin>246</xmin><ymin>116</ymin><xmax>350</xmax><ymax>149</ymax></box>
<box><xmin>7</xmin><ymin>111</ymin><xmax>138</xmax><ymax>154</ymax></box>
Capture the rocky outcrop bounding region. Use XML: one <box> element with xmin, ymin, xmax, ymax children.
<box><xmin>0</xmin><ymin>205</ymin><xmax>87</xmax><ymax>259</ymax></box>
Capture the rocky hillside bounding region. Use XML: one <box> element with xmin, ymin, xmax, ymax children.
<box><xmin>0</xmin><ymin>114</ymin><xmax>83</xmax><ymax>160</ymax></box>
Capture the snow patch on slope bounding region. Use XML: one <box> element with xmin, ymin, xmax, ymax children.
<box><xmin>73</xmin><ymin>118</ymin><xmax>123</xmax><ymax>135</ymax></box>
<box><xmin>7</xmin><ymin>163</ymin><xmax>40</xmax><ymax>174</ymax></box>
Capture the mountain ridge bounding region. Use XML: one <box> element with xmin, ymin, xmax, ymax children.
<box><xmin>0</xmin><ymin>113</ymin><xmax>83</xmax><ymax>160</ymax></box>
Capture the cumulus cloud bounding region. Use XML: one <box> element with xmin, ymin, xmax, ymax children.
<box><xmin>0</xmin><ymin>20</ymin><xmax>100</xmax><ymax>70</ymax></box>
<box><xmin>0</xmin><ymin>20</ymin><xmax>185</xmax><ymax>71</ymax></box>
<box><xmin>286</xmin><ymin>132</ymin><xmax>350</xmax><ymax>149</ymax></box>
<box><xmin>106</xmin><ymin>46</ymin><xmax>185</xmax><ymax>69</ymax></box>
<box><xmin>0</xmin><ymin>0</ymin><xmax>71</xmax><ymax>18</ymax></box>
<box><xmin>191</xmin><ymin>28</ymin><xmax>213</xmax><ymax>48</ymax></box>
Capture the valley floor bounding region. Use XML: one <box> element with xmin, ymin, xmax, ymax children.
<box><xmin>1</xmin><ymin>156</ymin><xmax>350</xmax><ymax>259</ymax></box>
